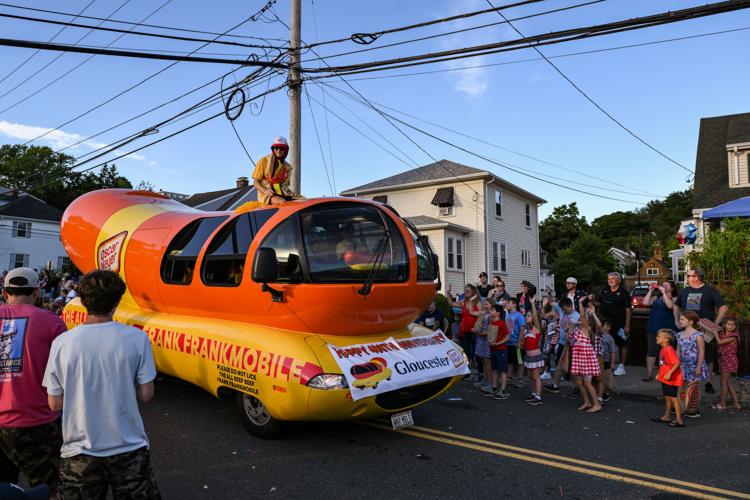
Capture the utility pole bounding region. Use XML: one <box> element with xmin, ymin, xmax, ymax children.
<box><xmin>289</xmin><ymin>0</ymin><xmax>301</xmax><ymax>194</ymax></box>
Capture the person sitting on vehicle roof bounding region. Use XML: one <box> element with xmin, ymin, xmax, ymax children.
<box><xmin>252</xmin><ymin>136</ymin><xmax>299</xmax><ymax>205</ymax></box>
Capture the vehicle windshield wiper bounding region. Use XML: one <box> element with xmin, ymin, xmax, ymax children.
<box><xmin>357</xmin><ymin>229</ymin><xmax>390</xmax><ymax>297</ymax></box>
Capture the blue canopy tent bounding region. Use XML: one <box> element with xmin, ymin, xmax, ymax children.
<box><xmin>702</xmin><ymin>196</ymin><xmax>750</xmax><ymax>219</ymax></box>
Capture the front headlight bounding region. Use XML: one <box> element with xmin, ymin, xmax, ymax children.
<box><xmin>307</xmin><ymin>373</ymin><xmax>349</xmax><ymax>390</ymax></box>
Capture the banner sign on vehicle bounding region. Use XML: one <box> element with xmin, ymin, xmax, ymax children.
<box><xmin>327</xmin><ymin>330</ymin><xmax>469</xmax><ymax>401</ymax></box>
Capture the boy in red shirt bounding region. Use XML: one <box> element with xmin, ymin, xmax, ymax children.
<box><xmin>0</xmin><ymin>268</ymin><xmax>66</xmax><ymax>488</ymax></box>
<box><xmin>653</xmin><ymin>329</ymin><xmax>684</xmax><ymax>427</ymax></box>
<box><xmin>487</xmin><ymin>304</ymin><xmax>510</xmax><ymax>400</ymax></box>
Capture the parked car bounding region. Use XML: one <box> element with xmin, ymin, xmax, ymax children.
<box><xmin>630</xmin><ymin>285</ymin><xmax>653</xmax><ymax>315</ymax></box>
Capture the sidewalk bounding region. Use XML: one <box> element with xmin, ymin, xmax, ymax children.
<box><xmin>553</xmin><ymin>366</ymin><xmax>749</xmax><ymax>409</ymax></box>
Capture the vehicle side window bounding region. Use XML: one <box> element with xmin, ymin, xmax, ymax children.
<box><xmin>251</xmin><ymin>209</ymin><xmax>278</xmax><ymax>233</ymax></box>
<box><xmin>256</xmin><ymin>218</ymin><xmax>303</xmax><ymax>282</ymax></box>
<box><xmin>202</xmin><ymin>214</ymin><xmax>253</xmax><ymax>286</ymax></box>
<box><xmin>161</xmin><ymin>217</ymin><xmax>227</xmax><ymax>285</ymax></box>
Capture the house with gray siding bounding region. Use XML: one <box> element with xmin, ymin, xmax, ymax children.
<box><xmin>340</xmin><ymin>160</ymin><xmax>545</xmax><ymax>296</ymax></box>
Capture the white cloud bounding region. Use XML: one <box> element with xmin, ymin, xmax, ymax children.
<box><xmin>0</xmin><ymin>120</ymin><xmax>148</xmax><ymax>163</ymax></box>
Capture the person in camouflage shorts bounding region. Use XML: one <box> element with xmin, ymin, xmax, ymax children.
<box><xmin>57</xmin><ymin>447</ymin><xmax>160</xmax><ymax>499</ymax></box>
<box><xmin>0</xmin><ymin>420</ymin><xmax>61</xmax><ymax>487</ymax></box>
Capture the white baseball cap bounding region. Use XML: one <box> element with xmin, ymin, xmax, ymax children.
<box><xmin>3</xmin><ymin>267</ymin><xmax>39</xmax><ymax>288</ymax></box>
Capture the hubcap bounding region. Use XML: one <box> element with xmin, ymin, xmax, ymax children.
<box><xmin>242</xmin><ymin>394</ymin><xmax>271</xmax><ymax>426</ymax></box>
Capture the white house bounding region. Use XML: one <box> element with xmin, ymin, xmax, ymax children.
<box><xmin>0</xmin><ymin>188</ymin><xmax>67</xmax><ymax>272</ymax></box>
<box><xmin>340</xmin><ymin>160</ymin><xmax>546</xmax><ymax>296</ymax></box>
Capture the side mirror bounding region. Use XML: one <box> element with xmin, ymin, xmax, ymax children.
<box><xmin>252</xmin><ymin>247</ymin><xmax>278</xmax><ymax>283</ymax></box>
<box><xmin>253</xmin><ymin>247</ymin><xmax>283</xmax><ymax>302</ymax></box>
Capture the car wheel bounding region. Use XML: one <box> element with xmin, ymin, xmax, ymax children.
<box><xmin>235</xmin><ymin>392</ymin><xmax>282</xmax><ymax>439</ymax></box>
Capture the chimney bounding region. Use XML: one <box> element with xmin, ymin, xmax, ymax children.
<box><xmin>236</xmin><ymin>176</ymin><xmax>249</xmax><ymax>188</ymax></box>
<box><xmin>653</xmin><ymin>242</ymin><xmax>662</xmax><ymax>260</ymax></box>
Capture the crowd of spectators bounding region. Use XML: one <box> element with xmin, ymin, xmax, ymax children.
<box><xmin>0</xmin><ymin>269</ymin><xmax>78</xmax><ymax>315</ymax></box>
<box><xmin>430</xmin><ymin>267</ymin><xmax>742</xmax><ymax>424</ymax></box>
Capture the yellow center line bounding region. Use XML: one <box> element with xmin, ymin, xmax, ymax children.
<box><xmin>361</xmin><ymin>422</ymin><xmax>748</xmax><ymax>500</ymax></box>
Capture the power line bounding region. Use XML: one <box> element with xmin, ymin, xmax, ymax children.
<box><xmin>485</xmin><ymin>0</ymin><xmax>693</xmax><ymax>176</ymax></box>
<box><xmin>303</xmin><ymin>85</ymin><xmax>334</xmax><ymax>196</ymax></box>
<box><xmin>301</xmin><ymin>0</ymin><xmax>750</xmax><ymax>76</ymax></box>
<box><xmin>299</xmin><ymin>0</ymin><xmax>604</xmax><ymax>64</ymax></box>
<box><xmin>321</xmin><ymin>83</ymin><xmax>665</xmax><ymax>198</ymax></box>
<box><xmin>303</xmin><ymin>0</ymin><xmax>544</xmax><ymax>49</ymax></box>
<box><xmin>0</xmin><ymin>10</ymin><xmax>286</xmax><ymax>50</ymax></box>
<box><xmin>0</xmin><ymin>0</ymin><xmax>133</xmax><ymax>104</ymax></box>
<box><xmin>22</xmin><ymin>1</ymin><xmax>284</xmax><ymax>147</ymax></box>
<box><xmin>0</xmin><ymin>37</ymin><xmax>288</xmax><ymax>67</ymax></box>
<box><xmin>0</xmin><ymin>0</ymin><xmax>173</xmax><ymax>115</ymax></box>
<box><xmin>0</xmin><ymin>0</ymin><xmax>96</xmax><ymax>87</ymax></box>
<box><xmin>330</xmin><ymin>25</ymin><xmax>750</xmax><ymax>83</ymax></box>
<box><xmin>0</xmin><ymin>2</ymin><xmax>288</xmax><ymax>42</ymax></box>
<box><xmin>310</xmin><ymin>0</ymin><xmax>335</xmax><ymax>194</ymax></box>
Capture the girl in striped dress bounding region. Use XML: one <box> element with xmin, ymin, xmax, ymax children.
<box><xmin>570</xmin><ymin>301</ymin><xmax>602</xmax><ymax>413</ymax></box>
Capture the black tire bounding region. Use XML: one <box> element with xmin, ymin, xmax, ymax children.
<box><xmin>235</xmin><ymin>392</ymin><xmax>282</xmax><ymax>439</ymax></box>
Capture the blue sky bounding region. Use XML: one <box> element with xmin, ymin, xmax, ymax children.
<box><xmin>0</xmin><ymin>0</ymin><xmax>749</xmax><ymax>220</ymax></box>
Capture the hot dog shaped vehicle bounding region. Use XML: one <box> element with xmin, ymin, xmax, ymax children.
<box><xmin>60</xmin><ymin>189</ymin><xmax>467</xmax><ymax>437</ymax></box>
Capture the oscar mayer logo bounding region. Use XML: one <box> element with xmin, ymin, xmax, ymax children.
<box><xmin>97</xmin><ymin>231</ymin><xmax>127</xmax><ymax>272</ymax></box>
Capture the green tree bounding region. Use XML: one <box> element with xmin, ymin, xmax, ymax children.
<box><xmin>550</xmin><ymin>232</ymin><xmax>615</xmax><ymax>295</ymax></box>
<box><xmin>0</xmin><ymin>144</ymin><xmax>132</xmax><ymax>210</ymax></box>
<box><xmin>690</xmin><ymin>218</ymin><xmax>750</xmax><ymax>318</ymax></box>
<box><xmin>539</xmin><ymin>202</ymin><xmax>588</xmax><ymax>266</ymax></box>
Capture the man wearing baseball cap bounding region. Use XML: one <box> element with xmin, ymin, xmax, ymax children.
<box><xmin>564</xmin><ymin>277</ymin><xmax>587</xmax><ymax>310</ymax></box>
<box><xmin>252</xmin><ymin>136</ymin><xmax>299</xmax><ymax>205</ymax></box>
<box><xmin>0</xmin><ymin>268</ymin><xmax>66</xmax><ymax>491</ymax></box>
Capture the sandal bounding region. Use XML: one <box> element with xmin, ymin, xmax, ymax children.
<box><xmin>668</xmin><ymin>421</ymin><xmax>685</xmax><ymax>427</ymax></box>
<box><xmin>651</xmin><ymin>417</ymin><xmax>670</xmax><ymax>423</ymax></box>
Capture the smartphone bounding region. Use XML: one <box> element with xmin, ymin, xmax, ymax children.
<box><xmin>458</xmin><ymin>293</ymin><xmax>465</xmax><ymax>301</ymax></box>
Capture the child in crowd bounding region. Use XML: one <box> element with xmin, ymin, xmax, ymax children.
<box><xmin>487</xmin><ymin>303</ymin><xmax>510</xmax><ymax>400</ymax></box>
<box><xmin>504</xmin><ymin>298</ymin><xmax>526</xmax><ymax>388</ymax></box>
<box><xmin>474</xmin><ymin>300</ymin><xmax>493</xmax><ymax>393</ymax></box>
<box><xmin>523</xmin><ymin>300</ymin><xmax>544</xmax><ymax>405</ymax></box>
<box><xmin>677</xmin><ymin>311</ymin><xmax>708</xmax><ymax>418</ymax></box>
<box><xmin>714</xmin><ymin>318</ymin><xmax>742</xmax><ymax>411</ymax></box>
<box><xmin>544</xmin><ymin>298</ymin><xmax>578</xmax><ymax>394</ymax></box>
<box><xmin>540</xmin><ymin>304</ymin><xmax>559</xmax><ymax>381</ymax></box>
<box><xmin>653</xmin><ymin>329</ymin><xmax>684</xmax><ymax>427</ymax></box>
<box><xmin>570</xmin><ymin>301</ymin><xmax>601</xmax><ymax>413</ymax></box>
<box><xmin>598</xmin><ymin>321</ymin><xmax>617</xmax><ymax>402</ymax></box>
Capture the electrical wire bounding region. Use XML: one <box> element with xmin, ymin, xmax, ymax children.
<box><xmin>0</xmin><ymin>11</ymin><xmax>286</xmax><ymax>50</ymax></box>
<box><xmin>0</xmin><ymin>0</ymin><xmax>174</xmax><ymax>115</ymax></box>
<box><xmin>0</xmin><ymin>0</ymin><xmax>96</xmax><ymax>87</ymax></box>
<box><xmin>310</xmin><ymin>0</ymin><xmax>335</xmax><ymax>193</ymax></box>
<box><xmin>485</xmin><ymin>0</ymin><xmax>693</xmax><ymax>177</ymax></box>
<box><xmin>300</xmin><ymin>0</ymin><xmax>750</xmax><ymax>76</ymax></box>
<box><xmin>0</xmin><ymin>2</ymin><xmax>288</xmax><ymax>43</ymax></box>
<box><xmin>22</xmin><ymin>1</ymin><xmax>286</xmax><ymax>147</ymax></box>
<box><xmin>299</xmin><ymin>0</ymin><xmax>604</xmax><ymax>64</ymax></box>
<box><xmin>0</xmin><ymin>0</ymin><xmax>132</xmax><ymax>104</ymax></box>
<box><xmin>329</xmin><ymin>25</ymin><xmax>750</xmax><ymax>83</ymax></box>
<box><xmin>303</xmin><ymin>84</ymin><xmax>334</xmax><ymax>195</ymax></box>
<box><xmin>321</xmin><ymin>82</ymin><xmax>666</xmax><ymax>198</ymax></box>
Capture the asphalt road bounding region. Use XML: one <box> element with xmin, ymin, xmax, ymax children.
<box><xmin>141</xmin><ymin>377</ymin><xmax>750</xmax><ymax>499</ymax></box>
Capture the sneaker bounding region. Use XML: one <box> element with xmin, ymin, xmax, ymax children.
<box><xmin>613</xmin><ymin>364</ymin><xmax>626</xmax><ymax>376</ymax></box>
<box><xmin>524</xmin><ymin>395</ymin><xmax>537</xmax><ymax>402</ymax></box>
<box><xmin>527</xmin><ymin>397</ymin><xmax>543</xmax><ymax>406</ymax></box>
<box><xmin>540</xmin><ymin>371</ymin><xmax>552</xmax><ymax>381</ymax></box>
<box><xmin>543</xmin><ymin>384</ymin><xmax>560</xmax><ymax>394</ymax></box>
<box><xmin>685</xmin><ymin>410</ymin><xmax>701</xmax><ymax>419</ymax></box>
<box><xmin>602</xmin><ymin>392</ymin><xmax>612</xmax><ymax>402</ymax></box>
<box><xmin>493</xmin><ymin>390</ymin><xmax>510</xmax><ymax>400</ymax></box>
<box><xmin>705</xmin><ymin>382</ymin><xmax>716</xmax><ymax>394</ymax></box>
<box><xmin>483</xmin><ymin>387</ymin><xmax>497</xmax><ymax>397</ymax></box>
<box><xmin>480</xmin><ymin>384</ymin><xmax>493</xmax><ymax>394</ymax></box>
<box><xmin>597</xmin><ymin>397</ymin><xmax>603</xmax><ymax>404</ymax></box>
<box><xmin>472</xmin><ymin>380</ymin><xmax>484</xmax><ymax>388</ymax></box>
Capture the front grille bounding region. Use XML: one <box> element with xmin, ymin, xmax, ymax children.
<box><xmin>375</xmin><ymin>378</ymin><xmax>452</xmax><ymax>410</ymax></box>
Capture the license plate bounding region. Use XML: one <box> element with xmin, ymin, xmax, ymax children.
<box><xmin>390</xmin><ymin>410</ymin><xmax>414</xmax><ymax>429</ymax></box>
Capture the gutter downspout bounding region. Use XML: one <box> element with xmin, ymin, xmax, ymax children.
<box><xmin>486</xmin><ymin>179</ymin><xmax>495</xmax><ymax>276</ymax></box>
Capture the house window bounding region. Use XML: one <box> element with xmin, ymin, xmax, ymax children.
<box><xmin>9</xmin><ymin>253</ymin><xmax>29</xmax><ymax>269</ymax></box>
<box><xmin>494</xmin><ymin>190</ymin><xmax>502</xmax><ymax>217</ymax></box>
<box><xmin>447</xmin><ymin>236</ymin><xmax>463</xmax><ymax>271</ymax></box>
<box><xmin>492</xmin><ymin>242</ymin><xmax>507</xmax><ymax>273</ymax></box>
<box><xmin>646</xmin><ymin>268</ymin><xmax>659</xmax><ymax>276</ymax></box>
<box><xmin>521</xmin><ymin>249</ymin><xmax>532</xmax><ymax>268</ymax></box>
<box><xmin>432</xmin><ymin>187</ymin><xmax>454</xmax><ymax>217</ymax></box>
<box><xmin>12</xmin><ymin>221</ymin><xmax>31</xmax><ymax>238</ymax></box>
<box><xmin>525</xmin><ymin>204</ymin><xmax>531</xmax><ymax>226</ymax></box>
<box><xmin>57</xmin><ymin>256</ymin><xmax>71</xmax><ymax>271</ymax></box>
